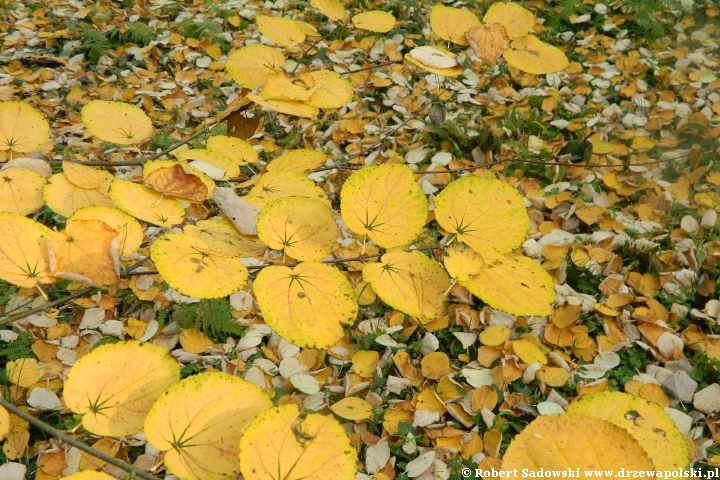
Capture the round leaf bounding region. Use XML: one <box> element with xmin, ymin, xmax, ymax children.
<box><xmin>62</xmin><ymin>161</ymin><xmax>114</xmax><ymax>190</ymax></box>
<box><xmin>145</xmin><ymin>371</ymin><xmax>272</xmax><ymax>480</ymax></box>
<box><xmin>247</xmin><ymin>94</ymin><xmax>319</xmax><ymax>119</ymax></box>
<box><xmin>434</xmin><ymin>177</ymin><xmax>528</xmax><ymax>254</ymax></box>
<box><xmin>256</xmin><ymin>197</ymin><xmax>338</xmax><ymax>261</ymax></box>
<box><xmin>478</xmin><ymin>325</ymin><xmax>511</xmax><ymax>346</ymax></box>
<box><xmin>184</xmin><ymin>219</ymin><xmax>265</xmax><ymax>257</ymax></box>
<box><xmin>352</xmin><ymin>11</ymin><xmax>396</xmax><ymax>33</ymax></box>
<box><xmin>460</xmin><ymin>247</ymin><xmax>555</xmax><ymax>316</ymax></box>
<box><xmin>362</xmin><ymin>251</ymin><xmax>449</xmax><ymax>320</ymax></box>
<box><xmin>0</xmin><ymin>168</ymin><xmax>45</xmax><ymax>215</ymax></box>
<box><xmin>566</xmin><ymin>391</ymin><xmax>689</xmax><ymax>470</ymax></box>
<box><xmin>503</xmin><ymin>35</ymin><xmax>569</xmax><ymax>75</ymax></box>
<box><xmin>254</xmin><ymin>262</ymin><xmax>357</xmax><ymax>349</ymax></box>
<box><xmin>483</xmin><ymin>2</ymin><xmax>535</xmax><ymax>39</ymax></box>
<box><xmin>69</xmin><ymin>207</ymin><xmax>143</xmax><ymax>257</ymax></box>
<box><xmin>0</xmin><ymin>212</ymin><xmax>54</xmax><ymax>288</ymax></box>
<box><xmin>7</xmin><ymin>358</ymin><xmax>40</xmax><ymax>388</ymax></box>
<box><xmin>238</xmin><ymin>404</ymin><xmax>357</xmax><ymax>480</ymax></box>
<box><xmin>309</xmin><ymin>0</ymin><xmax>348</xmax><ymax>21</ymax></box>
<box><xmin>109</xmin><ymin>179</ymin><xmax>185</xmax><ymax>228</ymax></box>
<box><xmin>340</xmin><ymin>163</ymin><xmax>427</xmax><ymax>248</ymax></box>
<box><xmin>206</xmin><ymin>135</ymin><xmax>258</xmax><ymax>165</ymax></box>
<box><xmin>304</xmin><ymin>70</ymin><xmax>354</xmax><ymax>109</ymax></box>
<box><xmin>81</xmin><ymin>100</ymin><xmax>153</xmax><ymax>145</ymax></box>
<box><xmin>330</xmin><ymin>397</ymin><xmax>373</xmax><ymax>421</ymax></box>
<box><xmin>429</xmin><ymin>4</ymin><xmax>480</xmax><ymax>46</ymax></box>
<box><xmin>443</xmin><ymin>244</ymin><xmax>484</xmax><ymax>282</ymax></box>
<box><xmin>145</xmin><ymin>163</ymin><xmax>209</xmax><ymax>202</ymax></box>
<box><xmin>0</xmin><ymin>101</ymin><xmax>49</xmax><ymax>153</ymax></box>
<box><xmin>503</xmin><ymin>413</ymin><xmax>654</xmax><ymax>474</ymax></box>
<box><xmin>63</xmin><ymin>341</ymin><xmax>180</xmax><ymax>436</ymax></box>
<box><xmin>150</xmin><ymin>233</ymin><xmax>249</xmax><ymax>299</ymax></box>
<box><xmin>266</xmin><ymin>149</ymin><xmax>327</xmax><ymax>173</ymax></box>
<box><xmin>249</xmin><ymin>170</ymin><xmax>330</xmax><ymax>208</ymax></box>
<box><xmin>143</xmin><ymin>160</ymin><xmax>215</xmax><ymax>200</ymax></box>
<box><xmin>226</xmin><ymin>45</ymin><xmax>285</xmax><ymax>89</ymax></box>
<box><xmin>512</xmin><ymin>339</ymin><xmax>547</xmax><ymax>365</ymax></box>
<box><xmin>43</xmin><ymin>173</ymin><xmax>114</xmax><ymax>218</ymax></box>
<box><xmin>257</xmin><ymin>15</ymin><xmax>306</xmax><ymax>47</ymax></box>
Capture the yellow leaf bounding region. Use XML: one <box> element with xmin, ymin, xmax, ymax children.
<box><xmin>174</xmin><ymin>149</ymin><xmax>240</xmax><ymax>179</ymax></box>
<box><xmin>184</xmin><ymin>219</ymin><xmax>266</xmax><ymax>257</ymax></box>
<box><xmin>109</xmin><ymin>179</ymin><xmax>185</xmax><ymax>228</ymax></box>
<box><xmin>145</xmin><ymin>163</ymin><xmax>209</xmax><ymax>203</ymax></box>
<box><xmin>143</xmin><ymin>160</ymin><xmax>215</xmax><ymax>199</ymax></box>
<box><xmin>362</xmin><ymin>251</ymin><xmax>449</xmax><ymax>320</ymax></box>
<box><xmin>297</xmin><ymin>21</ymin><xmax>321</xmax><ymax>37</ymax></box>
<box><xmin>304</xmin><ymin>70</ymin><xmax>354</xmax><ymax>109</ymax></box>
<box><xmin>567</xmin><ymin>391</ymin><xmax>689</xmax><ymax>470</ymax></box>
<box><xmin>254</xmin><ymin>262</ymin><xmax>357</xmax><ymax>349</ymax></box>
<box><xmin>247</xmin><ymin>94</ymin><xmax>319</xmax><ymax>119</ymax></box>
<box><xmin>352</xmin><ymin>11</ymin><xmax>396</xmax><ymax>33</ymax></box>
<box><xmin>460</xmin><ymin>247</ymin><xmax>555</xmax><ymax>316</ymax></box>
<box><xmin>420</xmin><ymin>351</ymin><xmax>453</xmax><ymax>380</ymax></box>
<box><xmin>0</xmin><ymin>212</ymin><xmax>54</xmax><ymax>288</ymax></box>
<box><xmin>502</xmin><ymin>414</ymin><xmax>654</xmax><ymax>474</ymax></box>
<box><xmin>63</xmin><ymin>341</ymin><xmax>180</xmax><ymax>436</ymax></box>
<box><xmin>43</xmin><ymin>173</ymin><xmax>114</xmax><ymax>218</ymax></box>
<box><xmin>0</xmin><ymin>101</ymin><xmax>49</xmax><ymax>153</ymax></box>
<box><xmin>257</xmin><ymin>15</ymin><xmax>306</xmax><ymax>47</ymax></box>
<box><xmin>145</xmin><ymin>371</ymin><xmax>272</xmax><ymax>480</ymax></box>
<box><xmin>503</xmin><ymin>35</ymin><xmax>569</xmax><ymax>75</ymax></box>
<box><xmin>429</xmin><ymin>4</ymin><xmax>480</xmax><ymax>46</ymax></box>
<box><xmin>631</xmin><ymin>136</ymin><xmax>656</xmax><ymax>150</ymax></box>
<box><xmin>0</xmin><ymin>405</ymin><xmax>8</xmax><ymax>442</ymax></box>
<box><xmin>470</xmin><ymin>385</ymin><xmax>498</xmax><ymax>411</ymax></box>
<box><xmin>7</xmin><ymin>358</ymin><xmax>40</xmax><ymax>388</ymax></box>
<box><xmin>81</xmin><ymin>100</ymin><xmax>153</xmax><ymax>145</ymax></box>
<box><xmin>150</xmin><ymin>233</ymin><xmax>249</xmax><ymax>299</ymax></box>
<box><xmin>590</xmin><ymin>140</ymin><xmax>614</xmax><ymax>155</ymax></box>
<box><xmin>179</xmin><ymin>328</ymin><xmax>214</xmax><ymax>354</ymax></box>
<box><xmin>404</xmin><ymin>46</ymin><xmax>464</xmax><ymax>76</ymax></box>
<box><xmin>330</xmin><ymin>397</ymin><xmax>373</xmax><ymax>421</ymax></box>
<box><xmin>226</xmin><ymin>45</ymin><xmax>285</xmax><ymax>89</ymax></box>
<box><xmin>47</xmin><ymin>219</ymin><xmax>120</xmax><ymax>287</ymax></box>
<box><xmin>443</xmin><ymin>244</ymin><xmax>484</xmax><ymax>282</ymax></box>
<box><xmin>478</xmin><ymin>325</ymin><xmax>511</xmax><ymax>346</ymax></box>
<box><xmin>62</xmin><ymin>161</ymin><xmax>114</xmax><ymax>190</ymax></box>
<box><xmin>61</xmin><ymin>472</ymin><xmax>117</xmax><ymax>480</ymax></box>
<box><xmin>465</xmin><ymin>24</ymin><xmax>509</xmax><ymax>67</ymax></box>
<box><xmin>238</xmin><ymin>404</ymin><xmax>357</xmax><ymax>480</ymax></box>
<box><xmin>309</xmin><ymin>0</ymin><xmax>347</xmax><ymax>21</ymax></box>
<box><xmin>206</xmin><ymin>135</ymin><xmax>259</xmax><ymax>165</ymax></box>
<box><xmin>535</xmin><ymin>366</ymin><xmax>570</xmax><ymax>386</ymax></box>
<box><xmin>512</xmin><ymin>339</ymin><xmax>547</xmax><ymax>365</ymax></box>
<box><xmin>262</xmin><ymin>71</ymin><xmax>318</xmax><ymax>102</ymax></box>
<box><xmin>483</xmin><ymin>2</ymin><xmax>535</xmax><ymax>39</ymax></box>
<box><xmin>68</xmin><ymin>207</ymin><xmax>143</xmax><ymax>255</ymax></box>
<box><xmin>266</xmin><ymin>149</ymin><xmax>327</xmax><ymax>173</ymax></box>
<box><xmin>249</xmin><ymin>170</ymin><xmax>330</xmax><ymax>208</ymax></box>
<box><xmin>340</xmin><ymin>163</ymin><xmax>428</xmax><ymax>248</ymax></box>
<box><xmin>0</xmin><ymin>168</ymin><xmax>45</xmax><ymax>215</ymax></box>
<box><xmin>256</xmin><ymin>197</ymin><xmax>338</xmax><ymax>261</ymax></box>
<box><xmin>434</xmin><ymin>177</ymin><xmax>528</xmax><ymax>254</ymax></box>
<box><xmin>352</xmin><ymin>350</ymin><xmax>380</xmax><ymax>378</ymax></box>
<box><xmin>3</xmin><ymin>426</ymin><xmax>30</xmax><ymax>461</ymax></box>
<box><xmin>122</xmin><ymin>317</ymin><xmax>147</xmax><ymax>340</ymax></box>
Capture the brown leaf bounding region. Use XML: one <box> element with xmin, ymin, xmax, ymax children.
<box><xmin>146</xmin><ymin>164</ymin><xmax>208</xmax><ymax>203</ymax></box>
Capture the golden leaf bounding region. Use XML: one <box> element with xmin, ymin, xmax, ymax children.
<box><xmin>434</xmin><ymin>177</ymin><xmax>528</xmax><ymax>254</ymax></box>
<box><xmin>43</xmin><ymin>173</ymin><xmax>114</xmax><ymax>218</ymax></box>
<box><xmin>145</xmin><ymin>371</ymin><xmax>272</xmax><ymax>480</ymax></box>
<box><xmin>0</xmin><ymin>406</ymin><xmax>8</xmax><ymax>442</ymax></box>
<box><xmin>81</xmin><ymin>100</ymin><xmax>153</xmax><ymax>145</ymax></box>
<box><xmin>206</xmin><ymin>135</ymin><xmax>259</xmax><ymax>165</ymax></box>
<box><xmin>7</xmin><ymin>358</ymin><xmax>41</xmax><ymax>388</ymax></box>
<box><xmin>238</xmin><ymin>404</ymin><xmax>357</xmax><ymax>480</ymax></box>
<box><xmin>256</xmin><ymin>15</ymin><xmax>306</xmax><ymax>47</ymax></box>
<box><xmin>254</xmin><ymin>262</ymin><xmax>357</xmax><ymax>349</ymax></box>
<box><xmin>47</xmin><ymin>219</ymin><xmax>120</xmax><ymax>287</ymax></box>
<box><xmin>225</xmin><ymin>45</ymin><xmax>285</xmax><ymax>89</ymax></box>
<box><xmin>179</xmin><ymin>328</ymin><xmax>213</xmax><ymax>354</ymax></box>
<box><xmin>0</xmin><ymin>101</ymin><xmax>49</xmax><ymax>153</ymax></box>
<box><xmin>309</xmin><ymin>0</ymin><xmax>348</xmax><ymax>21</ymax></box>
<box><xmin>443</xmin><ymin>244</ymin><xmax>485</xmax><ymax>282</ymax></box>
<box><xmin>362</xmin><ymin>251</ymin><xmax>449</xmax><ymax>320</ymax></box>
<box><xmin>62</xmin><ymin>161</ymin><xmax>114</xmax><ymax>190</ymax></box>
<box><xmin>304</xmin><ymin>70</ymin><xmax>354</xmax><ymax>109</ymax></box>
<box><xmin>247</xmin><ymin>94</ymin><xmax>319</xmax><ymax>119</ymax></box>
<box><xmin>249</xmin><ymin>170</ymin><xmax>330</xmax><ymax>209</ymax></box>
<box><xmin>429</xmin><ymin>4</ymin><xmax>480</xmax><ymax>46</ymax></box>
<box><xmin>174</xmin><ymin>149</ymin><xmax>240</xmax><ymax>179</ymax></box>
<box><xmin>483</xmin><ymin>2</ymin><xmax>535</xmax><ymax>39</ymax></box>
<box><xmin>184</xmin><ymin>219</ymin><xmax>266</xmax><ymax>257</ymax></box>
<box><xmin>150</xmin><ymin>233</ymin><xmax>249</xmax><ymax>299</ymax></box>
<box><xmin>352</xmin><ymin>11</ymin><xmax>396</xmax><ymax>33</ymax></box>
<box><xmin>266</xmin><ymin>149</ymin><xmax>327</xmax><ymax>173</ymax></box>
<box><xmin>352</xmin><ymin>350</ymin><xmax>380</xmax><ymax>378</ymax></box>
<box><xmin>478</xmin><ymin>325</ymin><xmax>511</xmax><ymax>346</ymax></box>
<box><xmin>465</xmin><ymin>24</ymin><xmax>509</xmax><ymax>66</ymax></box>
<box><xmin>404</xmin><ymin>46</ymin><xmax>464</xmax><ymax>77</ymax></box>
<box><xmin>262</xmin><ymin>71</ymin><xmax>318</xmax><ymax>102</ymax></box>
<box><xmin>340</xmin><ymin>163</ymin><xmax>428</xmax><ymax>248</ymax></box>
<box><xmin>63</xmin><ymin>341</ymin><xmax>180</xmax><ymax>436</ymax></box>
<box><xmin>0</xmin><ymin>213</ymin><xmax>54</xmax><ymax>288</ymax></box>
<box><xmin>330</xmin><ymin>397</ymin><xmax>373</xmax><ymax>421</ymax></box>
<box><xmin>512</xmin><ymin>339</ymin><xmax>547</xmax><ymax>365</ymax></box>
<box><xmin>256</xmin><ymin>197</ymin><xmax>338</xmax><ymax>261</ymax></box>
<box><xmin>503</xmin><ymin>35</ymin><xmax>570</xmax><ymax>75</ymax></box>
<box><xmin>109</xmin><ymin>179</ymin><xmax>185</xmax><ymax>228</ymax></box>
<box><xmin>0</xmin><ymin>168</ymin><xmax>46</xmax><ymax>215</ymax></box>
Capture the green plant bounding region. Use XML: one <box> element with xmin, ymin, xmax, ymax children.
<box><xmin>80</xmin><ymin>22</ymin><xmax>155</xmax><ymax>63</ymax></box>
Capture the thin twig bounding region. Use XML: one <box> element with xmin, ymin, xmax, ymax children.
<box><xmin>340</xmin><ymin>60</ymin><xmax>402</xmax><ymax>75</ymax></box>
<box><xmin>0</xmin><ymin>399</ymin><xmax>162</xmax><ymax>480</ymax></box>
<box><xmin>291</xmin><ymin>38</ymin><xmax>324</xmax><ymax>75</ymax></box>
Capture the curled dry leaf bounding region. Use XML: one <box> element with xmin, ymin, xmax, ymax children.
<box><xmin>211</xmin><ymin>187</ymin><xmax>260</xmax><ymax>236</ymax></box>
<box><xmin>145</xmin><ymin>163</ymin><xmax>209</xmax><ymax>203</ymax></box>
<box><xmin>404</xmin><ymin>46</ymin><xmax>463</xmax><ymax>76</ymax></box>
